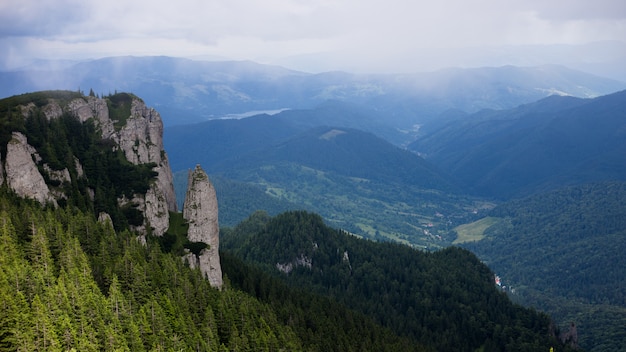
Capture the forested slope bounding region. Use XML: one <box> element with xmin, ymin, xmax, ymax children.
<box><xmin>0</xmin><ymin>194</ymin><xmax>429</xmax><ymax>351</ymax></box>
<box><xmin>410</xmin><ymin>90</ymin><xmax>626</xmax><ymax>199</ymax></box>
<box><xmin>222</xmin><ymin>211</ymin><xmax>576</xmax><ymax>352</ymax></box>
<box><xmin>461</xmin><ymin>182</ymin><xmax>626</xmax><ymax>351</ymax></box>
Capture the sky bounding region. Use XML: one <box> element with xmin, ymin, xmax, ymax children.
<box><xmin>1</xmin><ymin>0</ymin><xmax>626</xmax><ymax>75</ymax></box>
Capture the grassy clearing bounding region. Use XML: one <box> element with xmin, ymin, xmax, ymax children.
<box><xmin>453</xmin><ymin>217</ymin><xmax>500</xmax><ymax>244</ymax></box>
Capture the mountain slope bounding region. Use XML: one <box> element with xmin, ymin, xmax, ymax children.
<box><xmin>0</xmin><ymin>90</ymin><xmax>176</xmax><ymax>235</ymax></box>
<box><xmin>460</xmin><ymin>182</ymin><xmax>626</xmax><ymax>351</ymax></box>
<box><xmin>236</xmin><ymin>126</ymin><xmax>456</xmax><ymax>190</ymax></box>
<box><xmin>167</xmin><ymin>118</ymin><xmax>474</xmax><ymax>247</ymax></box>
<box><xmin>410</xmin><ymin>90</ymin><xmax>626</xmax><ymax>198</ymax></box>
<box><xmin>165</xmin><ymin>101</ymin><xmax>410</xmax><ymax>172</ymax></box>
<box><xmin>223</xmin><ymin>210</ymin><xmax>574</xmax><ymax>352</ymax></box>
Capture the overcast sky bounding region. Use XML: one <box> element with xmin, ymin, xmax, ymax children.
<box><xmin>1</xmin><ymin>0</ymin><xmax>625</xmax><ymax>74</ymax></box>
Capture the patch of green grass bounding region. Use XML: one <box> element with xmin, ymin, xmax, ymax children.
<box><xmin>453</xmin><ymin>217</ymin><xmax>500</xmax><ymax>244</ymax></box>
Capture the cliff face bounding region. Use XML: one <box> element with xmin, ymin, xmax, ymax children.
<box><xmin>2</xmin><ymin>91</ymin><xmax>223</xmax><ymax>287</ymax></box>
<box><xmin>1</xmin><ymin>92</ymin><xmax>176</xmax><ymax>237</ymax></box>
<box><xmin>182</xmin><ymin>164</ymin><xmax>223</xmax><ymax>288</ymax></box>
<box><xmin>65</xmin><ymin>95</ymin><xmax>176</xmax><ymax>236</ymax></box>
<box><xmin>4</xmin><ymin>132</ymin><xmax>57</xmax><ymax>206</ymax></box>
<box><xmin>114</xmin><ymin>99</ymin><xmax>177</xmax><ymax>236</ymax></box>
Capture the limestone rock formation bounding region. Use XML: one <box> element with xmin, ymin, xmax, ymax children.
<box><xmin>66</xmin><ymin>95</ymin><xmax>176</xmax><ymax>236</ymax></box>
<box><xmin>2</xmin><ymin>92</ymin><xmax>176</xmax><ymax>238</ymax></box>
<box><xmin>4</xmin><ymin>132</ymin><xmax>56</xmax><ymax>206</ymax></box>
<box><xmin>67</xmin><ymin>96</ymin><xmax>114</xmax><ymax>137</ymax></box>
<box><xmin>113</xmin><ymin>99</ymin><xmax>177</xmax><ymax>236</ymax></box>
<box><xmin>182</xmin><ymin>165</ymin><xmax>223</xmax><ymax>288</ymax></box>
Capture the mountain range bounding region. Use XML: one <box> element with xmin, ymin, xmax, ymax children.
<box><xmin>166</xmin><ymin>113</ymin><xmax>473</xmax><ymax>248</ymax></box>
<box><xmin>2</xmin><ymin>56</ymin><xmax>625</xmax><ymax>350</ymax></box>
<box><xmin>1</xmin><ymin>56</ymin><xmax>623</xmax><ymax>137</ymax></box>
<box><xmin>165</xmin><ymin>89</ymin><xmax>626</xmax><ymax>250</ymax></box>
<box><xmin>0</xmin><ymin>90</ymin><xmax>578</xmax><ymax>352</ymax></box>
<box><xmin>409</xmin><ymin>90</ymin><xmax>626</xmax><ymax>198</ymax></box>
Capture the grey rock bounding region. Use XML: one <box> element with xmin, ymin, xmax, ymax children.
<box><xmin>5</xmin><ymin>132</ymin><xmax>56</xmax><ymax>206</ymax></box>
<box><xmin>183</xmin><ymin>164</ymin><xmax>223</xmax><ymax>288</ymax></box>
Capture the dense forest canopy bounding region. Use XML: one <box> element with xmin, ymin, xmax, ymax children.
<box><xmin>223</xmin><ymin>210</ymin><xmax>576</xmax><ymax>352</ymax></box>
<box><xmin>461</xmin><ymin>182</ymin><xmax>626</xmax><ymax>351</ymax></box>
<box><xmin>0</xmin><ymin>190</ymin><xmax>442</xmax><ymax>351</ymax></box>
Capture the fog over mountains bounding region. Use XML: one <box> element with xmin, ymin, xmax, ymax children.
<box><xmin>1</xmin><ymin>56</ymin><xmax>623</xmax><ymax>131</ymax></box>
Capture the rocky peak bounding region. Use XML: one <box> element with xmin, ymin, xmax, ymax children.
<box><xmin>1</xmin><ymin>91</ymin><xmax>176</xmax><ymax>238</ymax></box>
<box><xmin>182</xmin><ymin>164</ymin><xmax>223</xmax><ymax>288</ymax></box>
<box><xmin>67</xmin><ymin>96</ymin><xmax>113</xmax><ymax>137</ymax></box>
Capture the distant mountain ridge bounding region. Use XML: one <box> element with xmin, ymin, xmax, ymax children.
<box><xmin>1</xmin><ymin>56</ymin><xmax>623</xmax><ymax>134</ymax></box>
<box><xmin>410</xmin><ymin>89</ymin><xmax>626</xmax><ymax>198</ymax></box>
<box><xmin>239</xmin><ymin>126</ymin><xmax>456</xmax><ymax>191</ymax></box>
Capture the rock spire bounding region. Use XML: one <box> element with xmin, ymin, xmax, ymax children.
<box><xmin>182</xmin><ymin>165</ymin><xmax>223</xmax><ymax>288</ymax></box>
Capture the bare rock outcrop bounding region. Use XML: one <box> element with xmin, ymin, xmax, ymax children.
<box><xmin>42</xmin><ymin>101</ymin><xmax>63</xmax><ymax>120</ymax></box>
<box><xmin>67</xmin><ymin>96</ymin><xmax>114</xmax><ymax>137</ymax></box>
<box><xmin>559</xmin><ymin>322</ymin><xmax>579</xmax><ymax>349</ymax></box>
<box><xmin>65</xmin><ymin>95</ymin><xmax>176</xmax><ymax>236</ymax></box>
<box><xmin>182</xmin><ymin>165</ymin><xmax>223</xmax><ymax>288</ymax></box>
<box><xmin>2</xmin><ymin>92</ymin><xmax>177</xmax><ymax>239</ymax></box>
<box><xmin>5</xmin><ymin>132</ymin><xmax>56</xmax><ymax>206</ymax></box>
<box><xmin>112</xmin><ymin>99</ymin><xmax>177</xmax><ymax>236</ymax></box>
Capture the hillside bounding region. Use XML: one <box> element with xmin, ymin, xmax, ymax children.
<box><xmin>410</xmin><ymin>90</ymin><xmax>626</xmax><ymax>199</ymax></box>
<box><xmin>0</xmin><ymin>90</ymin><xmax>176</xmax><ymax>235</ymax></box>
<box><xmin>460</xmin><ymin>182</ymin><xmax>626</xmax><ymax>351</ymax></box>
<box><xmin>1</xmin><ymin>193</ymin><xmax>436</xmax><ymax>351</ymax></box>
<box><xmin>233</xmin><ymin>126</ymin><xmax>455</xmax><ymax>190</ymax></box>
<box><xmin>167</xmin><ymin>120</ymin><xmax>476</xmax><ymax>248</ymax></box>
<box><xmin>222</xmin><ymin>210</ymin><xmax>575</xmax><ymax>352</ymax></box>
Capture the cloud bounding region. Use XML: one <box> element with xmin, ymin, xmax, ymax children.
<box><xmin>1</xmin><ymin>0</ymin><xmax>625</xmax><ymax>72</ymax></box>
<box><xmin>521</xmin><ymin>0</ymin><xmax>626</xmax><ymax>20</ymax></box>
<box><xmin>0</xmin><ymin>0</ymin><xmax>88</xmax><ymax>37</ymax></box>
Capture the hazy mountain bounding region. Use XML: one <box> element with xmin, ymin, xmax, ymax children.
<box><xmin>1</xmin><ymin>56</ymin><xmax>623</xmax><ymax>137</ymax></box>
<box><xmin>236</xmin><ymin>126</ymin><xmax>455</xmax><ymax>191</ymax></box>
<box><xmin>165</xmin><ymin>101</ymin><xmax>409</xmax><ymax>171</ymax></box>
<box><xmin>410</xmin><ymin>90</ymin><xmax>626</xmax><ymax>199</ymax></box>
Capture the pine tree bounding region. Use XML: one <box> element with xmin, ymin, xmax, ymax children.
<box><xmin>28</xmin><ymin>224</ymin><xmax>57</xmax><ymax>298</ymax></box>
<box><xmin>31</xmin><ymin>294</ymin><xmax>62</xmax><ymax>351</ymax></box>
